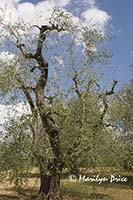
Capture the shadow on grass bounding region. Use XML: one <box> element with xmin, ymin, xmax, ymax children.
<box><xmin>1</xmin><ymin>187</ymin><xmax>37</xmax><ymax>200</ymax></box>
<box><xmin>83</xmin><ymin>175</ymin><xmax>133</xmax><ymax>190</ymax></box>
<box><xmin>62</xmin><ymin>183</ymin><xmax>113</xmax><ymax>200</ymax></box>
<box><xmin>88</xmin><ymin>193</ymin><xmax>113</xmax><ymax>200</ymax></box>
<box><xmin>28</xmin><ymin>173</ymin><xmax>40</xmax><ymax>178</ymax></box>
<box><xmin>66</xmin><ymin>191</ymin><xmax>112</xmax><ymax>200</ymax></box>
<box><xmin>0</xmin><ymin>194</ymin><xmax>19</xmax><ymax>200</ymax></box>
<box><xmin>124</xmin><ymin>176</ymin><xmax>133</xmax><ymax>188</ymax></box>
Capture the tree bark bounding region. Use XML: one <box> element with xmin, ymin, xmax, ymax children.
<box><xmin>39</xmin><ymin>173</ymin><xmax>51</xmax><ymax>195</ymax></box>
<box><xmin>38</xmin><ymin>159</ymin><xmax>51</xmax><ymax>195</ymax></box>
<box><xmin>38</xmin><ymin>166</ymin><xmax>62</xmax><ymax>200</ymax></box>
<box><xmin>13</xmin><ymin>25</ymin><xmax>67</xmax><ymax>199</ymax></box>
<box><xmin>36</xmin><ymin>113</ymin><xmax>63</xmax><ymax>199</ymax></box>
<box><xmin>38</xmin><ymin>157</ymin><xmax>61</xmax><ymax>196</ymax></box>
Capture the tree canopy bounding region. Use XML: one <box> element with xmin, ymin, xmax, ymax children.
<box><xmin>0</xmin><ymin>8</ymin><xmax>132</xmax><ymax>200</ymax></box>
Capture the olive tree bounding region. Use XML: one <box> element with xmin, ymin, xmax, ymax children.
<box><xmin>109</xmin><ymin>79</ymin><xmax>133</xmax><ymax>170</ymax></box>
<box><xmin>0</xmin><ymin>9</ymin><xmax>117</xmax><ymax>199</ymax></box>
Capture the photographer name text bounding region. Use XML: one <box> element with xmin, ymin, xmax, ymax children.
<box><xmin>79</xmin><ymin>174</ymin><xmax>128</xmax><ymax>184</ymax></box>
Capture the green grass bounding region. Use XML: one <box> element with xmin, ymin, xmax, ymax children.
<box><xmin>61</xmin><ymin>178</ymin><xmax>133</xmax><ymax>200</ymax></box>
<box><xmin>0</xmin><ymin>170</ymin><xmax>132</xmax><ymax>200</ymax></box>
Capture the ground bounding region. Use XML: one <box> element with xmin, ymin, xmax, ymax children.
<box><xmin>0</xmin><ymin>169</ymin><xmax>132</xmax><ymax>200</ymax></box>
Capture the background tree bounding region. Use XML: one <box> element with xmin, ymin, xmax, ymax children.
<box><xmin>109</xmin><ymin>79</ymin><xmax>133</xmax><ymax>170</ymax></box>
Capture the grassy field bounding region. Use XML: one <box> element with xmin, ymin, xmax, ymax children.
<box><xmin>0</xmin><ymin>170</ymin><xmax>132</xmax><ymax>200</ymax></box>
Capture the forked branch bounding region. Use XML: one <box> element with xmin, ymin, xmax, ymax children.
<box><xmin>15</xmin><ymin>75</ymin><xmax>35</xmax><ymax>112</ymax></box>
<box><xmin>72</xmin><ymin>70</ymin><xmax>82</xmax><ymax>98</ymax></box>
<box><xmin>100</xmin><ymin>80</ymin><xmax>118</xmax><ymax>124</ymax></box>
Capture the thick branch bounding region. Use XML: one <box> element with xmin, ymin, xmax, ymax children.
<box><xmin>105</xmin><ymin>80</ymin><xmax>118</xmax><ymax>96</ymax></box>
<box><xmin>87</xmin><ymin>79</ymin><xmax>100</xmax><ymax>93</ymax></box>
<box><xmin>34</xmin><ymin>24</ymin><xmax>66</xmax><ymax>57</ymax></box>
<box><xmin>16</xmin><ymin>43</ymin><xmax>35</xmax><ymax>59</ymax></box>
<box><xmin>7</xmin><ymin>25</ymin><xmax>35</xmax><ymax>59</ymax></box>
<box><xmin>35</xmin><ymin>26</ymin><xmax>47</xmax><ymax>56</ymax></box>
<box><xmin>100</xmin><ymin>96</ymin><xmax>108</xmax><ymax>122</ymax></box>
<box><xmin>11</xmin><ymin>24</ymin><xmax>66</xmax><ymax>95</ymax></box>
<box><xmin>72</xmin><ymin>71</ymin><xmax>82</xmax><ymax>98</ymax></box>
<box><xmin>100</xmin><ymin>80</ymin><xmax>118</xmax><ymax>124</ymax></box>
<box><xmin>35</xmin><ymin>60</ymin><xmax>48</xmax><ymax>97</ymax></box>
<box><xmin>16</xmin><ymin>75</ymin><xmax>35</xmax><ymax>112</ymax></box>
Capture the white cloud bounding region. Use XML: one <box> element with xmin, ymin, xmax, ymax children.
<box><xmin>88</xmin><ymin>0</ymin><xmax>96</xmax><ymax>6</ymax></box>
<box><xmin>0</xmin><ymin>51</ymin><xmax>15</xmax><ymax>63</ymax></box>
<box><xmin>0</xmin><ymin>0</ymin><xmax>111</xmax><ymax>32</ymax></box>
<box><xmin>81</xmin><ymin>7</ymin><xmax>111</xmax><ymax>31</ymax></box>
<box><xmin>0</xmin><ymin>51</ymin><xmax>20</xmax><ymax>71</ymax></box>
<box><xmin>0</xmin><ymin>0</ymin><xmax>71</xmax><ymax>25</ymax></box>
<box><xmin>15</xmin><ymin>0</ymin><xmax>22</xmax><ymax>2</ymax></box>
<box><xmin>54</xmin><ymin>55</ymin><xmax>65</xmax><ymax>67</ymax></box>
<box><xmin>0</xmin><ymin>103</ymin><xmax>31</xmax><ymax>132</ymax></box>
<box><xmin>51</xmin><ymin>0</ymin><xmax>71</xmax><ymax>7</ymax></box>
<box><xmin>80</xmin><ymin>0</ymin><xmax>96</xmax><ymax>7</ymax></box>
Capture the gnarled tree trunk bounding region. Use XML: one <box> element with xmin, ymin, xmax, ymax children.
<box><xmin>36</xmin><ymin>109</ymin><xmax>63</xmax><ymax>199</ymax></box>
<box><xmin>39</xmin><ymin>173</ymin><xmax>51</xmax><ymax>195</ymax></box>
<box><xmin>38</xmin><ymin>155</ymin><xmax>62</xmax><ymax>196</ymax></box>
<box><xmin>38</xmin><ymin>160</ymin><xmax>62</xmax><ymax>200</ymax></box>
<box><xmin>14</xmin><ymin>25</ymin><xmax>66</xmax><ymax>199</ymax></box>
<box><xmin>39</xmin><ymin>159</ymin><xmax>51</xmax><ymax>195</ymax></box>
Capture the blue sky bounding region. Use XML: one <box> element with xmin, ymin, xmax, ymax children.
<box><xmin>19</xmin><ymin>0</ymin><xmax>132</xmax><ymax>86</ymax></box>
<box><xmin>0</xmin><ymin>0</ymin><xmax>132</xmax><ymax>126</ymax></box>
<box><xmin>99</xmin><ymin>0</ymin><xmax>133</xmax><ymax>86</ymax></box>
<box><xmin>0</xmin><ymin>0</ymin><xmax>132</xmax><ymax>87</ymax></box>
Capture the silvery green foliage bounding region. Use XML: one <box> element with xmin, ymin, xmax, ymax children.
<box><xmin>0</xmin><ymin>115</ymin><xmax>33</xmax><ymax>185</ymax></box>
<box><xmin>0</xmin><ymin>9</ymin><xmax>129</xmax><ymax>188</ymax></box>
<box><xmin>109</xmin><ymin>79</ymin><xmax>133</xmax><ymax>170</ymax></box>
